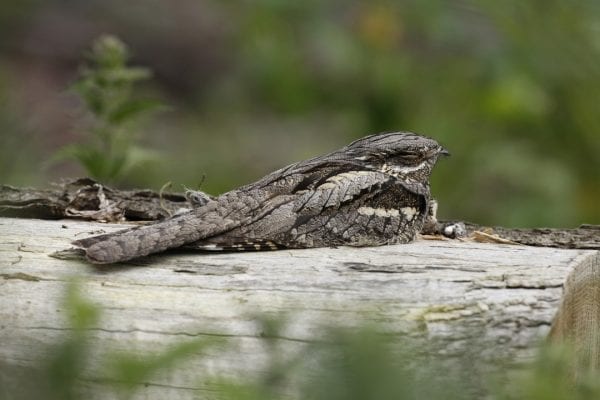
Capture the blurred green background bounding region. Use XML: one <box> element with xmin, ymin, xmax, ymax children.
<box><xmin>0</xmin><ymin>0</ymin><xmax>598</xmax><ymax>227</ymax></box>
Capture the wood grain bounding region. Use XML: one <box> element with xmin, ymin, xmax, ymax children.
<box><xmin>1</xmin><ymin>217</ymin><xmax>598</xmax><ymax>398</ymax></box>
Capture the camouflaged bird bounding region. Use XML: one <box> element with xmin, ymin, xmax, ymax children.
<box><xmin>73</xmin><ymin>132</ymin><xmax>449</xmax><ymax>264</ymax></box>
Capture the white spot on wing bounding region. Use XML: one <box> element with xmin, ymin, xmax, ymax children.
<box><xmin>358</xmin><ymin>206</ymin><xmax>374</xmax><ymax>216</ymax></box>
<box><xmin>200</xmin><ymin>244</ymin><xmax>223</xmax><ymax>251</ymax></box>
<box><xmin>400</xmin><ymin>207</ymin><xmax>418</xmax><ymax>221</ymax></box>
<box><xmin>318</xmin><ymin>182</ymin><xmax>337</xmax><ymax>189</ymax></box>
<box><xmin>325</xmin><ymin>170</ymin><xmax>372</xmax><ymax>185</ymax></box>
<box><xmin>357</xmin><ymin>207</ymin><xmax>400</xmax><ymax>218</ymax></box>
<box><xmin>375</xmin><ymin>208</ymin><xmax>399</xmax><ymax>217</ymax></box>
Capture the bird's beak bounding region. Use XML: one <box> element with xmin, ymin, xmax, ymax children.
<box><xmin>439</xmin><ymin>147</ymin><xmax>450</xmax><ymax>157</ymax></box>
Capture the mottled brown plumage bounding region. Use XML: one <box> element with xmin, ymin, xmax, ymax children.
<box><xmin>73</xmin><ymin>132</ymin><xmax>448</xmax><ymax>263</ymax></box>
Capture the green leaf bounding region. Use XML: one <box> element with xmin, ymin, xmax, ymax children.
<box><xmin>71</xmin><ymin>79</ymin><xmax>105</xmax><ymax>116</ymax></box>
<box><xmin>106</xmin><ymin>338</ymin><xmax>221</xmax><ymax>393</ymax></box>
<box><xmin>106</xmin><ymin>67</ymin><xmax>152</xmax><ymax>83</ymax></box>
<box><xmin>107</xmin><ymin>99</ymin><xmax>164</xmax><ymax>124</ymax></box>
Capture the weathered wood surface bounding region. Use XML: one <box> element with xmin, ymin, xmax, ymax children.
<box><xmin>1</xmin><ymin>217</ymin><xmax>599</xmax><ymax>398</ymax></box>
<box><xmin>0</xmin><ymin>179</ymin><xmax>192</xmax><ymax>221</ymax></box>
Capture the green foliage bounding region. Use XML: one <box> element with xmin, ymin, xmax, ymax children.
<box><xmin>501</xmin><ymin>344</ymin><xmax>600</xmax><ymax>400</ymax></box>
<box><xmin>54</xmin><ymin>35</ymin><xmax>162</xmax><ymax>183</ymax></box>
<box><xmin>1</xmin><ymin>1</ymin><xmax>599</xmax><ymax>224</ymax></box>
<box><xmin>107</xmin><ymin>339</ymin><xmax>219</xmax><ymax>398</ymax></box>
<box><xmin>201</xmin><ymin>0</ymin><xmax>599</xmax><ymax>226</ymax></box>
<box><xmin>215</xmin><ymin>321</ymin><xmax>472</xmax><ymax>400</ymax></box>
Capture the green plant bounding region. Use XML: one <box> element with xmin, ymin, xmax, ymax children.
<box><xmin>55</xmin><ymin>34</ymin><xmax>162</xmax><ymax>183</ymax></box>
<box><xmin>213</xmin><ymin>321</ymin><xmax>474</xmax><ymax>400</ymax></box>
<box><xmin>500</xmin><ymin>343</ymin><xmax>600</xmax><ymax>400</ymax></box>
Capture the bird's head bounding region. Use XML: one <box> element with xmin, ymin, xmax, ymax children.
<box><xmin>343</xmin><ymin>132</ymin><xmax>449</xmax><ymax>183</ymax></box>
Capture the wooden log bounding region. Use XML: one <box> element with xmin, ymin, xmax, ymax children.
<box><xmin>1</xmin><ymin>217</ymin><xmax>599</xmax><ymax>398</ymax></box>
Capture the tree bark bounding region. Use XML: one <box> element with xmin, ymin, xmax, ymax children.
<box><xmin>0</xmin><ymin>178</ymin><xmax>192</xmax><ymax>221</ymax></box>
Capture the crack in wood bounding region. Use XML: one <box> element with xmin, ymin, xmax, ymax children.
<box><xmin>343</xmin><ymin>262</ymin><xmax>489</xmax><ymax>273</ymax></box>
<box><xmin>22</xmin><ymin>325</ymin><xmax>314</xmax><ymax>343</ymax></box>
<box><xmin>1</xmin><ymin>272</ymin><xmax>41</xmax><ymax>282</ymax></box>
<box><xmin>83</xmin><ymin>377</ymin><xmax>218</xmax><ymax>393</ymax></box>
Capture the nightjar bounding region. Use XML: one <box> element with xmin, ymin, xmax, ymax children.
<box><xmin>74</xmin><ymin>132</ymin><xmax>449</xmax><ymax>263</ymax></box>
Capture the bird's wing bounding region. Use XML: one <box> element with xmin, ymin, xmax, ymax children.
<box><xmin>189</xmin><ymin>170</ymin><xmax>428</xmax><ymax>250</ymax></box>
<box><xmin>291</xmin><ymin>170</ymin><xmax>393</xmax><ymax>214</ymax></box>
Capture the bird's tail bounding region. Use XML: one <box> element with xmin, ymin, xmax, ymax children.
<box><xmin>72</xmin><ymin>194</ymin><xmax>253</xmax><ymax>263</ymax></box>
<box><xmin>72</xmin><ymin>213</ymin><xmax>202</xmax><ymax>263</ymax></box>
